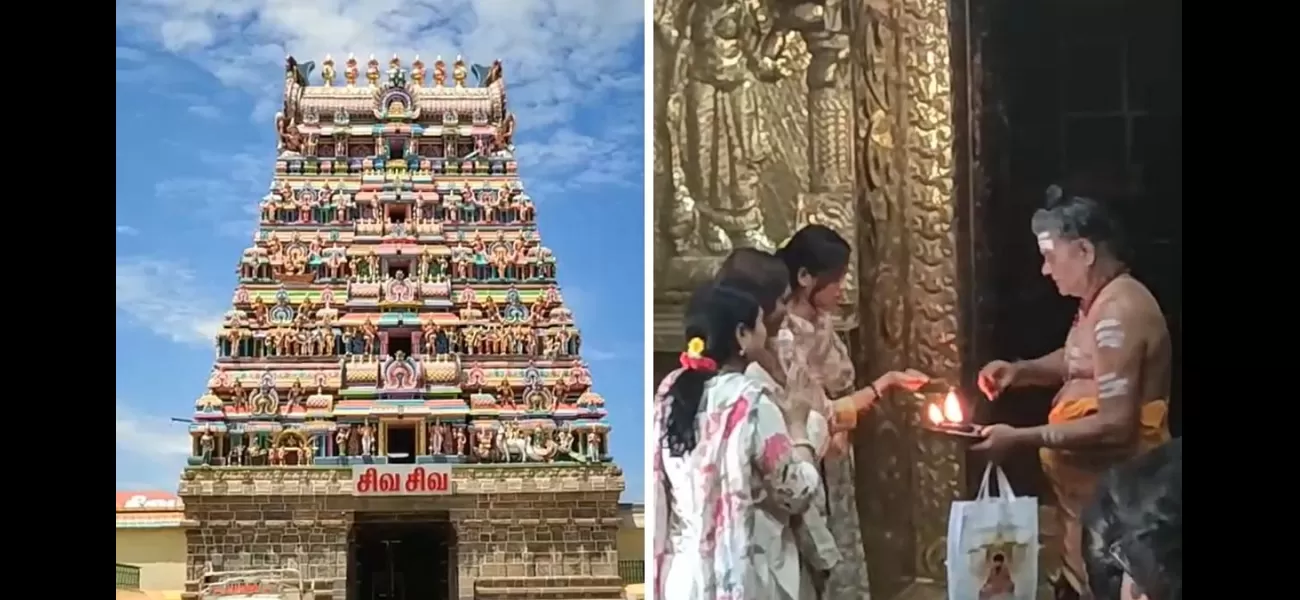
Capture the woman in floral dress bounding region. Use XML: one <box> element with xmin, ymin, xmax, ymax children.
<box><xmin>775</xmin><ymin>225</ymin><xmax>931</xmax><ymax>599</ymax></box>
<box><xmin>652</xmin><ymin>283</ymin><xmax>824</xmax><ymax>600</ymax></box>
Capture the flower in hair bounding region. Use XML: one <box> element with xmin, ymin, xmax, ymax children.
<box><xmin>679</xmin><ymin>337</ymin><xmax>718</xmax><ymax>373</ymax></box>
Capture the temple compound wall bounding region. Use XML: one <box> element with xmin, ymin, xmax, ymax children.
<box><xmin>180</xmin><ymin>465</ymin><xmax>625</xmax><ymax>600</ymax></box>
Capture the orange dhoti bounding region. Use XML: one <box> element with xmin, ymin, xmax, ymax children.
<box><xmin>1038</xmin><ymin>398</ymin><xmax>1172</xmax><ymax>594</ymax></box>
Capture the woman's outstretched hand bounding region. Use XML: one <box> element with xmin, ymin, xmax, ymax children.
<box><xmin>874</xmin><ymin>369</ymin><xmax>932</xmax><ymax>393</ymax></box>
<box><xmin>847</xmin><ymin>369</ymin><xmax>931</xmax><ymax>413</ymax></box>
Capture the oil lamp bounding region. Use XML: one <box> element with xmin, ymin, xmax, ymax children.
<box><xmin>921</xmin><ymin>387</ymin><xmax>982</xmax><ymax>438</ymax></box>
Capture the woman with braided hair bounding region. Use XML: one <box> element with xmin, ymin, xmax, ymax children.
<box><xmin>651</xmin><ymin>283</ymin><xmax>821</xmax><ymax>600</ymax></box>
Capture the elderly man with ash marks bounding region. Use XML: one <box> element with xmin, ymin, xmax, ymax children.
<box><xmin>971</xmin><ymin>185</ymin><xmax>1173</xmax><ymax>599</ymax></box>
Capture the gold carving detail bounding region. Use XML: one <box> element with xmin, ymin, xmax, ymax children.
<box><xmin>848</xmin><ymin>0</ymin><xmax>911</xmax><ymax>593</ymax></box>
<box><xmin>653</xmin><ymin>0</ymin><xmax>865</xmax><ymax>346</ymax></box>
<box><xmin>900</xmin><ymin>0</ymin><xmax>963</xmax><ymax>583</ymax></box>
<box><xmin>653</xmin><ymin>0</ymin><xmax>963</xmax><ymax>595</ymax></box>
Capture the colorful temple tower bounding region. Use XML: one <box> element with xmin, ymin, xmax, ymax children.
<box><xmin>178</xmin><ymin>55</ymin><xmax>624</xmax><ymax>600</ymax></box>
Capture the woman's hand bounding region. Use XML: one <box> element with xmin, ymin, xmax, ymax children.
<box><xmin>780</xmin><ymin>394</ymin><xmax>811</xmax><ymax>428</ymax></box>
<box><xmin>874</xmin><ymin>369</ymin><xmax>932</xmax><ymax>393</ymax></box>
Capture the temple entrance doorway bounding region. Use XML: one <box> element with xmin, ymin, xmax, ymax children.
<box><xmin>964</xmin><ymin>0</ymin><xmax>1181</xmax><ymax>497</ymax></box>
<box><xmin>348</xmin><ymin>517</ymin><xmax>455</xmax><ymax>600</ymax></box>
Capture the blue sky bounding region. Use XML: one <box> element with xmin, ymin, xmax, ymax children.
<box><xmin>115</xmin><ymin>0</ymin><xmax>646</xmax><ymax>501</ymax></box>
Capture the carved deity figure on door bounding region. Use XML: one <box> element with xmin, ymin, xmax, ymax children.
<box><xmin>668</xmin><ymin>0</ymin><xmax>792</xmax><ymax>252</ymax></box>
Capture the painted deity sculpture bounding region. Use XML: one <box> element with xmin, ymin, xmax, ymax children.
<box><xmin>191</xmin><ymin>56</ymin><xmax>613</xmax><ymax>468</ymax></box>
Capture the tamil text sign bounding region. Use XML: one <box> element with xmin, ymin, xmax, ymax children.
<box><xmin>351</xmin><ymin>464</ymin><xmax>453</xmax><ymax>496</ymax></box>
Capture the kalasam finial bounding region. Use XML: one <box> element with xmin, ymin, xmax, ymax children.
<box><xmin>366</xmin><ymin>54</ymin><xmax>380</xmax><ymax>87</ymax></box>
<box><xmin>344</xmin><ymin>53</ymin><xmax>358</xmax><ymax>87</ymax></box>
<box><xmin>322</xmin><ymin>54</ymin><xmax>336</xmax><ymax>86</ymax></box>
<box><xmin>433</xmin><ymin>55</ymin><xmax>447</xmax><ymax>87</ymax></box>
<box><xmin>411</xmin><ymin>55</ymin><xmax>426</xmax><ymax>87</ymax></box>
<box><xmin>452</xmin><ymin>55</ymin><xmax>467</xmax><ymax>88</ymax></box>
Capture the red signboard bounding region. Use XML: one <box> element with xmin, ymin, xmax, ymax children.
<box><xmin>351</xmin><ymin>464</ymin><xmax>453</xmax><ymax>496</ymax></box>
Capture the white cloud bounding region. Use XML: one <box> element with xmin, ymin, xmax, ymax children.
<box><xmin>187</xmin><ymin>104</ymin><xmax>222</xmax><ymax>119</ymax></box>
<box><xmin>116</xmin><ymin>400</ymin><xmax>192</xmax><ymax>460</ymax></box>
<box><xmin>116</xmin><ymin>224</ymin><xmax>139</xmax><ymax>236</ymax></box>
<box><xmin>116</xmin><ymin>256</ymin><xmax>226</xmax><ymax>345</ymax></box>
<box><xmin>116</xmin><ymin>399</ymin><xmax>190</xmax><ymax>489</ymax></box>
<box><xmin>153</xmin><ymin>148</ymin><xmax>266</xmax><ymax>237</ymax></box>
<box><xmin>117</xmin><ymin>46</ymin><xmax>148</xmax><ymax>62</ymax></box>
<box><xmin>117</xmin><ymin>0</ymin><xmax>644</xmax><ymax>205</ymax></box>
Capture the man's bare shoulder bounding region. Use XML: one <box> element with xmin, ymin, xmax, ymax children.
<box><xmin>1108</xmin><ymin>275</ymin><xmax>1164</xmax><ymax>317</ymax></box>
<box><xmin>1097</xmin><ymin>275</ymin><xmax>1168</xmax><ymax>339</ymax></box>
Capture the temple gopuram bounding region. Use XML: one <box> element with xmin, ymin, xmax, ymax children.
<box><xmin>178</xmin><ymin>54</ymin><xmax>625</xmax><ymax>600</ymax></box>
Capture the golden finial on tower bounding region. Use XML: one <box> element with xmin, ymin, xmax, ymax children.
<box><xmin>433</xmin><ymin>56</ymin><xmax>447</xmax><ymax>87</ymax></box>
<box><xmin>344</xmin><ymin>53</ymin><xmax>358</xmax><ymax>87</ymax></box>
<box><xmin>321</xmin><ymin>54</ymin><xmax>336</xmax><ymax>86</ymax></box>
<box><xmin>452</xmin><ymin>55</ymin><xmax>467</xmax><ymax>88</ymax></box>
<box><xmin>366</xmin><ymin>54</ymin><xmax>380</xmax><ymax>88</ymax></box>
<box><xmin>411</xmin><ymin>55</ymin><xmax>426</xmax><ymax>87</ymax></box>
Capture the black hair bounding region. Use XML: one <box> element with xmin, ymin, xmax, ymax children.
<box><xmin>776</xmin><ymin>224</ymin><xmax>851</xmax><ymax>294</ymax></box>
<box><xmin>663</xmin><ymin>283</ymin><xmax>762</xmax><ymax>457</ymax></box>
<box><xmin>1031</xmin><ymin>185</ymin><xmax>1128</xmax><ymax>260</ymax></box>
<box><xmin>715</xmin><ymin>248</ymin><xmax>789</xmax><ymax>316</ymax></box>
<box><xmin>1083</xmin><ymin>439</ymin><xmax>1182</xmax><ymax>600</ymax></box>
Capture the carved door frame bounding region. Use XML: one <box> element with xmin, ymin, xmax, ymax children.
<box><xmin>843</xmin><ymin>0</ymin><xmax>980</xmax><ymax>596</ymax></box>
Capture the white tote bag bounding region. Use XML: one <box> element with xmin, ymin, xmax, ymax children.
<box><xmin>946</xmin><ymin>463</ymin><xmax>1039</xmax><ymax>600</ymax></box>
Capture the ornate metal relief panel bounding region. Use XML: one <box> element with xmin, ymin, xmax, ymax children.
<box><xmin>654</xmin><ymin>0</ymin><xmax>965</xmax><ymax>596</ymax></box>
<box><xmin>847</xmin><ymin>0</ymin><xmax>965</xmax><ymax>594</ymax></box>
<box><xmin>651</xmin><ymin>0</ymin><xmax>861</xmax><ymax>350</ymax></box>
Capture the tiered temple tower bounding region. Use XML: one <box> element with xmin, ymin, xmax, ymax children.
<box><xmin>178</xmin><ymin>55</ymin><xmax>624</xmax><ymax>600</ymax></box>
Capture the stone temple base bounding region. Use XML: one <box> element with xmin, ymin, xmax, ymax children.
<box><xmin>178</xmin><ymin>464</ymin><xmax>626</xmax><ymax>600</ymax></box>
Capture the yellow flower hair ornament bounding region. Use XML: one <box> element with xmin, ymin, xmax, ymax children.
<box><xmin>679</xmin><ymin>337</ymin><xmax>718</xmax><ymax>372</ymax></box>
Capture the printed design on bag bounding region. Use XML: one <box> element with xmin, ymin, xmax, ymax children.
<box><xmin>968</xmin><ymin>537</ymin><xmax>1030</xmax><ymax>600</ymax></box>
<box><xmin>978</xmin><ymin>546</ymin><xmax>1016</xmax><ymax>599</ymax></box>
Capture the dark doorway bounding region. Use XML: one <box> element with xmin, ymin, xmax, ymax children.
<box><xmin>388</xmin><ymin>335</ymin><xmax>413</xmax><ymax>358</ymax></box>
<box><xmin>350</xmin><ymin>520</ymin><xmax>454</xmax><ymax>600</ymax></box>
<box><xmin>387</xmin><ymin>261</ymin><xmax>410</xmax><ymax>279</ymax></box>
<box><xmin>967</xmin><ymin>0</ymin><xmax>1181</xmax><ymax>495</ymax></box>
<box><xmin>385</xmin><ymin>426</ymin><xmax>416</xmax><ymax>464</ymax></box>
<box><xmin>388</xmin><ymin>137</ymin><xmax>406</xmax><ymax>159</ymax></box>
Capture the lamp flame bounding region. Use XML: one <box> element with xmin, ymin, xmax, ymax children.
<box><xmin>927</xmin><ymin>403</ymin><xmax>945</xmax><ymax>425</ymax></box>
<box><xmin>942</xmin><ymin>391</ymin><xmax>964</xmax><ymax>423</ymax></box>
